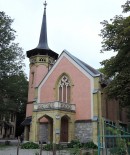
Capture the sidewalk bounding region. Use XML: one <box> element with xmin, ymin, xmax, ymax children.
<box><xmin>0</xmin><ymin>140</ymin><xmax>53</xmax><ymax>155</ymax></box>
<box><xmin>0</xmin><ymin>140</ymin><xmax>70</xmax><ymax>155</ymax></box>
<box><xmin>0</xmin><ymin>146</ymin><xmax>70</xmax><ymax>155</ymax></box>
<box><xmin>0</xmin><ymin>146</ymin><xmax>54</xmax><ymax>155</ymax></box>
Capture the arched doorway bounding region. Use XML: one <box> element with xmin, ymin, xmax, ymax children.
<box><xmin>60</xmin><ymin>116</ymin><xmax>69</xmax><ymax>142</ymax></box>
<box><xmin>38</xmin><ymin>115</ymin><xmax>53</xmax><ymax>143</ymax></box>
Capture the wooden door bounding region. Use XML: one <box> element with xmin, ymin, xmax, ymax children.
<box><xmin>60</xmin><ymin>117</ymin><xmax>68</xmax><ymax>142</ymax></box>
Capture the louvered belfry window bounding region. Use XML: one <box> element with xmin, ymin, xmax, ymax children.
<box><xmin>58</xmin><ymin>75</ymin><xmax>71</xmax><ymax>103</ymax></box>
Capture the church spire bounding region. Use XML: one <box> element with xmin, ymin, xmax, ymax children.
<box><xmin>26</xmin><ymin>1</ymin><xmax>58</xmax><ymax>59</ymax></box>
<box><xmin>37</xmin><ymin>1</ymin><xmax>49</xmax><ymax>49</ymax></box>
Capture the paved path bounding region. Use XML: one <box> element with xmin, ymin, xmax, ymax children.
<box><xmin>0</xmin><ymin>146</ymin><xmax>54</xmax><ymax>155</ymax></box>
<box><xmin>0</xmin><ymin>140</ymin><xmax>69</xmax><ymax>155</ymax></box>
<box><xmin>0</xmin><ymin>146</ymin><xmax>70</xmax><ymax>155</ymax></box>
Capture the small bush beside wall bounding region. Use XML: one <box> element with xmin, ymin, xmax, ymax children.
<box><xmin>21</xmin><ymin>142</ymin><xmax>39</xmax><ymax>149</ymax></box>
<box><xmin>67</xmin><ymin>139</ymin><xmax>82</xmax><ymax>148</ymax></box>
<box><xmin>43</xmin><ymin>143</ymin><xmax>63</xmax><ymax>151</ymax></box>
<box><xmin>83</xmin><ymin>141</ymin><xmax>98</xmax><ymax>149</ymax></box>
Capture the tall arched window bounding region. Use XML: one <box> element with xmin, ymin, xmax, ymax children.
<box><xmin>58</xmin><ymin>75</ymin><xmax>71</xmax><ymax>103</ymax></box>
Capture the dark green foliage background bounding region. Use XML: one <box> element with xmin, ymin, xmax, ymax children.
<box><xmin>0</xmin><ymin>11</ymin><xmax>28</xmax><ymax>136</ymax></box>
<box><xmin>100</xmin><ymin>1</ymin><xmax>130</xmax><ymax>108</ymax></box>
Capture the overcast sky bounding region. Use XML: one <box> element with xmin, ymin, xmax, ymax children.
<box><xmin>0</xmin><ymin>0</ymin><xmax>127</xmax><ymax>77</ymax></box>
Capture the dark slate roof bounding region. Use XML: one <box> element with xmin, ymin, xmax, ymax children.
<box><xmin>37</xmin><ymin>7</ymin><xmax>49</xmax><ymax>50</ymax></box>
<box><xmin>27</xmin><ymin>48</ymin><xmax>58</xmax><ymax>59</ymax></box>
<box><xmin>26</xmin><ymin>3</ymin><xmax>58</xmax><ymax>59</ymax></box>
<box><xmin>21</xmin><ymin>116</ymin><xmax>32</xmax><ymax>126</ymax></box>
<box><xmin>63</xmin><ymin>50</ymin><xmax>101</xmax><ymax>77</ymax></box>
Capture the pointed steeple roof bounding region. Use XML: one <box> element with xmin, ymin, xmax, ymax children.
<box><xmin>37</xmin><ymin>1</ymin><xmax>49</xmax><ymax>49</ymax></box>
<box><xmin>27</xmin><ymin>1</ymin><xmax>58</xmax><ymax>59</ymax></box>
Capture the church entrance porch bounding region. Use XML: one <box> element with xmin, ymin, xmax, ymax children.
<box><xmin>30</xmin><ymin>101</ymin><xmax>75</xmax><ymax>144</ymax></box>
<box><xmin>39</xmin><ymin>115</ymin><xmax>53</xmax><ymax>143</ymax></box>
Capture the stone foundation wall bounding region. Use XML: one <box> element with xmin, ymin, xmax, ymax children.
<box><xmin>75</xmin><ymin>121</ymin><xmax>93</xmax><ymax>143</ymax></box>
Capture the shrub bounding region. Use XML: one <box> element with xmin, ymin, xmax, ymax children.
<box><xmin>56</xmin><ymin>144</ymin><xmax>63</xmax><ymax>150</ymax></box>
<box><xmin>43</xmin><ymin>143</ymin><xmax>63</xmax><ymax>151</ymax></box>
<box><xmin>110</xmin><ymin>147</ymin><xmax>126</xmax><ymax>155</ymax></box>
<box><xmin>68</xmin><ymin>147</ymin><xmax>80</xmax><ymax>155</ymax></box>
<box><xmin>67</xmin><ymin>139</ymin><xmax>82</xmax><ymax>148</ymax></box>
<box><xmin>43</xmin><ymin>143</ymin><xmax>53</xmax><ymax>151</ymax></box>
<box><xmin>83</xmin><ymin>141</ymin><xmax>98</xmax><ymax>149</ymax></box>
<box><xmin>21</xmin><ymin>142</ymin><xmax>39</xmax><ymax>149</ymax></box>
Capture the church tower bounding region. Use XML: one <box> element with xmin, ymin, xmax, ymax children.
<box><xmin>24</xmin><ymin>1</ymin><xmax>58</xmax><ymax>139</ymax></box>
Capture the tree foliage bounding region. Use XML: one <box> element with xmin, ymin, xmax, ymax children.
<box><xmin>100</xmin><ymin>1</ymin><xmax>130</xmax><ymax>107</ymax></box>
<box><xmin>0</xmin><ymin>12</ymin><xmax>24</xmax><ymax>77</ymax></box>
<box><xmin>1</xmin><ymin>74</ymin><xmax>28</xmax><ymax>113</ymax></box>
<box><xmin>0</xmin><ymin>11</ymin><xmax>28</xmax><ymax>114</ymax></box>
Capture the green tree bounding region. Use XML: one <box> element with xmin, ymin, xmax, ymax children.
<box><xmin>0</xmin><ymin>11</ymin><xmax>28</xmax><ymax>135</ymax></box>
<box><xmin>0</xmin><ymin>11</ymin><xmax>27</xmax><ymax>108</ymax></box>
<box><xmin>0</xmin><ymin>11</ymin><xmax>24</xmax><ymax>77</ymax></box>
<box><xmin>2</xmin><ymin>74</ymin><xmax>28</xmax><ymax>113</ymax></box>
<box><xmin>100</xmin><ymin>1</ymin><xmax>130</xmax><ymax>107</ymax></box>
<box><xmin>98</xmin><ymin>67</ymin><xmax>106</xmax><ymax>74</ymax></box>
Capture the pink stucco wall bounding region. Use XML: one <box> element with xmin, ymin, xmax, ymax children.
<box><xmin>26</xmin><ymin>64</ymin><xmax>48</xmax><ymax>117</ymax></box>
<box><xmin>28</xmin><ymin>64</ymin><xmax>48</xmax><ymax>102</ymax></box>
<box><xmin>39</xmin><ymin>56</ymin><xmax>92</xmax><ymax>120</ymax></box>
<box><xmin>26</xmin><ymin>103</ymin><xmax>33</xmax><ymax>117</ymax></box>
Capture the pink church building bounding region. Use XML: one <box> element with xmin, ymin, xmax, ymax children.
<box><xmin>22</xmin><ymin>2</ymin><xmax>128</xmax><ymax>144</ymax></box>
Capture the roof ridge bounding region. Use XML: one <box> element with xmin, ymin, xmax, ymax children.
<box><xmin>63</xmin><ymin>49</ymin><xmax>101</xmax><ymax>77</ymax></box>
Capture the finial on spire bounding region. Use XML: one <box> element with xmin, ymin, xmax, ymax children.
<box><xmin>44</xmin><ymin>1</ymin><xmax>47</xmax><ymax>9</ymax></box>
<box><xmin>26</xmin><ymin>0</ymin><xmax>58</xmax><ymax>59</ymax></box>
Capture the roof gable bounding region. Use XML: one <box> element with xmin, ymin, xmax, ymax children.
<box><xmin>38</xmin><ymin>49</ymin><xmax>100</xmax><ymax>89</ymax></box>
<box><xmin>63</xmin><ymin>50</ymin><xmax>101</xmax><ymax>77</ymax></box>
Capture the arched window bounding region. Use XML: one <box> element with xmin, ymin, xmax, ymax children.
<box><xmin>58</xmin><ymin>75</ymin><xmax>71</xmax><ymax>103</ymax></box>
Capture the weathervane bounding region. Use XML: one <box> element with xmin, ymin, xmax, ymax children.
<box><xmin>44</xmin><ymin>1</ymin><xmax>47</xmax><ymax>9</ymax></box>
